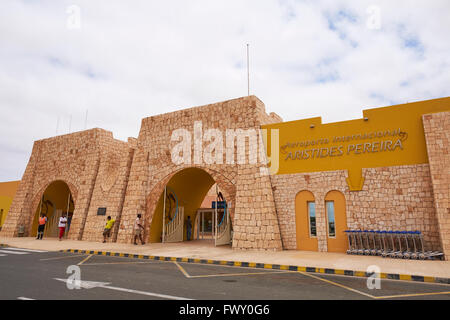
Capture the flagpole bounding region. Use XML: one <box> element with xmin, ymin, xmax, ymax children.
<box><xmin>162</xmin><ymin>186</ymin><xmax>166</xmax><ymax>243</ymax></box>
<box><xmin>247</xmin><ymin>43</ymin><xmax>250</xmax><ymax>96</ymax></box>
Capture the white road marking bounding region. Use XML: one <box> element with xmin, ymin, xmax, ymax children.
<box><xmin>54</xmin><ymin>278</ymin><xmax>193</xmax><ymax>300</ymax></box>
<box><xmin>0</xmin><ymin>254</ymin><xmax>6</xmax><ymax>257</ymax></box>
<box><xmin>5</xmin><ymin>247</ymin><xmax>48</xmax><ymax>253</ymax></box>
<box><xmin>40</xmin><ymin>254</ymin><xmax>88</xmax><ymax>261</ymax></box>
<box><xmin>17</xmin><ymin>297</ymin><xmax>35</xmax><ymax>300</ymax></box>
<box><xmin>0</xmin><ymin>249</ymin><xmax>29</xmax><ymax>255</ymax></box>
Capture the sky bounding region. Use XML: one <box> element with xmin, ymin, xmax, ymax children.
<box><xmin>0</xmin><ymin>0</ymin><xmax>449</xmax><ymax>181</ymax></box>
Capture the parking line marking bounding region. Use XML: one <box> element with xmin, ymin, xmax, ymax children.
<box><xmin>189</xmin><ymin>271</ymin><xmax>293</xmax><ymax>279</ymax></box>
<box><xmin>77</xmin><ymin>254</ymin><xmax>93</xmax><ymax>266</ymax></box>
<box><xmin>173</xmin><ymin>261</ymin><xmax>192</xmax><ymax>278</ymax></box>
<box><xmin>0</xmin><ymin>249</ymin><xmax>29</xmax><ymax>255</ymax></box>
<box><xmin>299</xmin><ymin>271</ymin><xmax>376</xmax><ymax>299</ymax></box>
<box><xmin>40</xmin><ymin>254</ymin><xmax>89</xmax><ymax>261</ymax></box>
<box><xmin>81</xmin><ymin>261</ymin><xmax>164</xmax><ymax>266</ymax></box>
<box><xmin>375</xmin><ymin>291</ymin><xmax>450</xmax><ymax>299</ymax></box>
<box><xmin>4</xmin><ymin>248</ymin><xmax>47</xmax><ymax>253</ymax></box>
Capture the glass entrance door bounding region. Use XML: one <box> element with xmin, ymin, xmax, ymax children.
<box><xmin>197</xmin><ymin>210</ymin><xmax>215</xmax><ymax>240</ymax></box>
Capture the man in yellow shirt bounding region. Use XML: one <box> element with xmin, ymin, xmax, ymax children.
<box><xmin>103</xmin><ymin>216</ymin><xmax>116</xmax><ymax>243</ymax></box>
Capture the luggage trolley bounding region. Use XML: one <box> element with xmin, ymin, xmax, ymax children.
<box><xmin>380</xmin><ymin>231</ymin><xmax>390</xmax><ymax>258</ymax></box>
<box><xmin>345</xmin><ymin>230</ymin><xmax>357</xmax><ymax>255</ymax></box>
<box><xmin>409</xmin><ymin>231</ymin><xmax>420</xmax><ymax>260</ymax></box>
<box><xmin>394</xmin><ymin>231</ymin><xmax>406</xmax><ymax>259</ymax></box>
<box><xmin>374</xmin><ymin>231</ymin><xmax>384</xmax><ymax>256</ymax></box>
<box><xmin>367</xmin><ymin>230</ymin><xmax>378</xmax><ymax>256</ymax></box>
<box><xmin>417</xmin><ymin>231</ymin><xmax>444</xmax><ymax>260</ymax></box>
<box><xmin>362</xmin><ymin>230</ymin><xmax>372</xmax><ymax>255</ymax></box>
<box><xmin>386</xmin><ymin>231</ymin><xmax>400</xmax><ymax>258</ymax></box>
<box><xmin>356</xmin><ymin>230</ymin><xmax>366</xmax><ymax>255</ymax></box>
<box><xmin>400</xmin><ymin>231</ymin><xmax>413</xmax><ymax>259</ymax></box>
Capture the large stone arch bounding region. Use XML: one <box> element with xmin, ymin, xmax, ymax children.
<box><xmin>143</xmin><ymin>165</ymin><xmax>237</xmax><ymax>242</ymax></box>
<box><xmin>27</xmin><ymin>179</ymin><xmax>79</xmax><ymax>236</ymax></box>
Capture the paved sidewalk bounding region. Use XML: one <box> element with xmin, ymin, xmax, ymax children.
<box><xmin>1</xmin><ymin>237</ymin><xmax>449</xmax><ymax>280</ymax></box>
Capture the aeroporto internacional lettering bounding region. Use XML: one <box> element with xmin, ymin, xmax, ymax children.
<box><xmin>0</xmin><ymin>95</ymin><xmax>448</xmax><ymax>260</ymax></box>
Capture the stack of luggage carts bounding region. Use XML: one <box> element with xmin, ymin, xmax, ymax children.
<box><xmin>344</xmin><ymin>230</ymin><xmax>444</xmax><ymax>260</ymax></box>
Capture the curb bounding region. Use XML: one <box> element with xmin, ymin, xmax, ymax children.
<box><xmin>59</xmin><ymin>249</ymin><xmax>450</xmax><ymax>285</ymax></box>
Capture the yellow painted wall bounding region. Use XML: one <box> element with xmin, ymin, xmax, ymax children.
<box><xmin>149</xmin><ymin>168</ymin><xmax>215</xmax><ymax>243</ymax></box>
<box><xmin>0</xmin><ymin>181</ymin><xmax>20</xmax><ymax>227</ymax></box>
<box><xmin>30</xmin><ymin>181</ymin><xmax>74</xmax><ymax>236</ymax></box>
<box><xmin>263</xmin><ymin>97</ymin><xmax>450</xmax><ymax>190</ymax></box>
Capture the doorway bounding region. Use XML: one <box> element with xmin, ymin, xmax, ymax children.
<box><xmin>196</xmin><ymin>209</ymin><xmax>215</xmax><ymax>240</ymax></box>
<box><xmin>295</xmin><ymin>190</ymin><xmax>319</xmax><ymax>251</ymax></box>
<box><xmin>31</xmin><ymin>181</ymin><xmax>74</xmax><ymax>238</ymax></box>
<box><xmin>325</xmin><ymin>191</ymin><xmax>348</xmax><ymax>253</ymax></box>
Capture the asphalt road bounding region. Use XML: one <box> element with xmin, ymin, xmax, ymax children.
<box><xmin>0</xmin><ymin>247</ymin><xmax>449</xmax><ymax>301</ymax></box>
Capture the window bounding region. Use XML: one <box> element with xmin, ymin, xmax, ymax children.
<box><xmin>307</xmin><ymin>202</ymin><xmax>316</xmax><ymax>237</ymax></box>
<box><xmin>326</xmin><ymin>201</ymin><xmax>336</xmax><ymax>237</ymax></box>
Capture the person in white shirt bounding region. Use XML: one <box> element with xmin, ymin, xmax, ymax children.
<box><xmin>58</xmin><ymin>213</ymin><xmax>68</xmax><ymax>241</ymax></box>
<box><xmin>133</xmin><ymin>214</ymin><xmax>145</xmax><ymax>245</ymax></box>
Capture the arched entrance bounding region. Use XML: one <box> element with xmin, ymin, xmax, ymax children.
<box><xmin>295</xmin><ymin>190</ymin><xmax>319</xmax><ymax>251</ymax></box>
<box><xmin>31</xmin><ymin>181</ymin><xmax>75</xmax><ymax>238</ymax></box>
<box><xmin>148</xmin><ymin>167</ymin><xmax>232</xmax><ymax>245</ymax></box>
<box><xmin>325</xmin><ymin>190</ymin><xmax>348</xmax><ymax>253</ymax></box>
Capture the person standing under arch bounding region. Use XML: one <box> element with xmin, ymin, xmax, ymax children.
<box><xmin>103</xmin><ymin>216</ymin><xmax>116</xmax><ymax>243</ymax></box>
<box><xmin>133</xmin><ymin>214</ymin><xmax>145</xmax><ymax>245</ymax></box>
<box><xmin>36</xmin><ymin>213</ymin><xmax>47</xmax><ymax>240</ymax></box>
<box><xmin>186</xmin><ymin>216</ymin><xmax>192</xmax><ymax>241</ymax></box>
<box><xmin>58</xmin><ymin>213</ymin><xmax>68</xmax><ymax>241</ymax></box>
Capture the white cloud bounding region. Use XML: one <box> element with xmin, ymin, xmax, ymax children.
<box><xmin>0</xmin><ymin>0</ymin><xmax>449</xmax><ymax>180</ymax></box>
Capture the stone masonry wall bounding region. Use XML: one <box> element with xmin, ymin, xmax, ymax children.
<box><xmin>0</xmin><ymin>129</ymin><xmax>135</xmax><ymax>241</ymax></box>
<box><xmin>423</xmin><ymin>111</ymin><xmax>450</xmax><ymax>260</ymax></box>
<box><xmin>79</xmin><ymin>137</ymin><xmax>135</xmax><ymax>242</ymax></box>
<box><xmin>117</xmin><ymin>96</ymin><xmax>283</xmax><ymax>250</ymax></box>
<box><xmin>271</xmin><ymin>164</ymin><xmax>441</xmax><ymax>252</ymax></box>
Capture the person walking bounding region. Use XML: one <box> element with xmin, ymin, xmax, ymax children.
<box><xmin>36</xmin><ymin>213</ymin><xmax>47</xmax><ymax>240</ymax></box>
<box><xmin>58</xmin><ymin>213</ymin><xmax>68</xmax><ymax>241</ymax></box>
<box><xmin>133</xmin><ymin>214</ymin><xmax>145</xmax><ymax>245</ymax></box>
<box><xmin>66</xmin><ymin>212</ymin><xmax>73</xmax><ymax>233</ymax></box>
<box><xmin>186</xmin><ymin>216</ymin><xmax>192</xmax><ymax>241</ymax></box>
<box><xmin>103</xmin><ymin>216</ymin><xmax>116</xmax><ymax>243</ymax></box>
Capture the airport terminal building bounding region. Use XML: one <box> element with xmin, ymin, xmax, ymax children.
<box><xmin>0</xmin><ymin>96</ymin><xmax>449</xmax><ymax>260</ymax></box>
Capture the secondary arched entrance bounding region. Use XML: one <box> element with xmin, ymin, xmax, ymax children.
<box><xmin>148</xmin><ymin>167</ymin><xmax>232</xmax><ymax>245</ymax></box>
<box><xmin>31</xmin><ymin>181</ymin><xmax>75</xmax><ymax>238</ymax></box>
<box><xmin>325</xmin><ymin>190</ymin><xmax>348</xmax><ymax>253</ymax></box>
<box><xmin>295</xmin><ymin>190</ymin><xmax>319</xmax><ymax>251</ymax></box>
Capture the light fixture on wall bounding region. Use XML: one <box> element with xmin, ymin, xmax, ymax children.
<box><xmin>310</xmin><ymin>124</ymin><xmax>315</xmax><ymax>129</ymax></box>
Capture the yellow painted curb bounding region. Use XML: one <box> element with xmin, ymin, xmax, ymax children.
<box><xmin>354</xmin><ymin>271</ymin><xmax>366</xmax><ymax>277</ymax></box>
<box><xmin>400</xmin><ymin>274</ymin><xmax>412</xmax><ymax>281</ymax></box>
